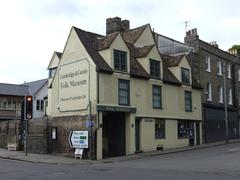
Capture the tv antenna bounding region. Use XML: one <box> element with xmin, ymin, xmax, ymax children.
<box><xmin>185</xmin><ymin>21</ymin><xmax>191</xmax><ymax>33</ymax></box>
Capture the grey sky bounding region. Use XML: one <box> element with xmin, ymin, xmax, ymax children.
<box><xmin>0</xmin><ymin>0</ymin><xmax>239</xmax><ymax>84</ymax></box>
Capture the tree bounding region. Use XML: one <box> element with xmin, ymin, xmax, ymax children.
<box><xmin>231</xmin><ymin>44</ymin><xmax>240</xmax><ymax>55</ymax></box>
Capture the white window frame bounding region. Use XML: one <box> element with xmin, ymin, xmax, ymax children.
<box><xmin>207</xmin><ymin>83</ymin><xmax>212</xmax><ymax>101</ymax></box>
<box><xmin>217</xmin><ymin>61</ymin><xmax>222</xmax><ymax>76</ymax></box>
<box><xmin>206</xmin><ymin>56</ymin><xmax>211</xmax><ymax>72</ymax></box>
<box><xmin>218</xmin><ymin>86</ymin><xmax>223</xmax><ymax>103</ymax></box>
<box><xmin>228</xmin><ymin>88</ymin><xmax>233</xmax><ymax>105</ymax></box>
<box><xmin>227</xmin><ymin>65</ymin><xmax>232</xmax><ymax>79</ymax></box>
<box><xmin>238</xmin><ymin>69</ymin><xmax>240</xmax><ymax>81</ymax></box>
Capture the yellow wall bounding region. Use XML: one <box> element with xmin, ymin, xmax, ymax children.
<box><xmin>50</xmin><ymin>28</ymin><xmax>97</xmax><ymax>117</ymax></box>
<box><xmin>99</xmin><ymin>73</ymin><xmax>202</xmax><ymax>121</ymax></box>
<box><xmin>134</xmin><ymin>25</ymin><xmax>155</xmax><ymax>46</ymax></box>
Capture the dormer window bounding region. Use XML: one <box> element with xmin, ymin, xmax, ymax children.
<box><xmin>181</xmin><ymin>68</ymin><xmax>190</xmax><ymax>85</ymax></box>
<box><xmin>114</xmin><ymin>49</ymin><xmax>127</xmax><ymax>72</ymax></box>
<box><xmin>150</xmin><ymin>59</ymin><xmax>161</xmax><ymax>79</ymax></box>
<box><xmin>49</xmin><ymin>68</ymin><xmax>57</xmax><ymax>78</ymax></box>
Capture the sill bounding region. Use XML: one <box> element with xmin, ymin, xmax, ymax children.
<box><xmin>206</xmin><ymin>70</ymin><xmax>211</xmax><ymax>73</ymax></box>
<box><xmin>217</xmin><ymin>74</ymin><xmax>223</xmax><ymax>76</ymax></box>
<box><xmin>118</xmin><ymin>104</ymin><xmax>130</xmax><ymax>106</ymax></box>
<box><xmin>185</xmin><ymin>110</ymin><xmax>193</xmax><ymax>112</ymax></box>
<box><xmin>153</xmin><ymin>107</ymin><xmax>163</xmax><ymax>109</ymax></box>
<box><xmin>155</xmin><ymin>138</ymin><xmax>166</xmax><ymax>140</ymax></box>
<box><xmin>150</xmin><ymin>76</ymin><xmax>161</xmax><ymax>80</ymax></box>
<box><xmin>218</xmin><ymin>101</ymin><xmax>223</xmax><ymax>104</ymax></box>
<box><xmin>207</xmin><ymin>99</ymin><xmax>212</xmax><ymax>102</ymax></box>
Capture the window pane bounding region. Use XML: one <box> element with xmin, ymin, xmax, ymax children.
<box><xmin>119</xmin><ymin>80</ymin><xmax>129</xmax><ymax>105</ymax></box>
<box><xmin>114</xmin><ymin>50</ymin><xmax>127</xmax><ymax>71</ymax></box>
<box><xmin>155</xmin><ymin>119</ymin><xmax>165</xmax><ymax>139</ymax></box>
<box><xmin>150</xmin><ymin>59</ymin><xmax>161</xmax><ymax>78</ymax></box>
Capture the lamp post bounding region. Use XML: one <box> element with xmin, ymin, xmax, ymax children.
<box><xmin>223</xmin><ymin>56</ymin><xmax>240</xmax><ymax>144</ymax></box>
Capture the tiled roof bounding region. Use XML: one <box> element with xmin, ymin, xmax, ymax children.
<box><xmin>24</xmin><ymin>79</ymin><xmax>48</xmax><ymax>95</ymax></box>
<box><xmin>55</xmin><ymin>52</ymin><xmax>62</xmax><ymax>59</ymax></box>
<box><xmin>127</xmin><ymin>43</ymin><xmax>150</xmax><ymax>79</ymax></box>
<box><xmin>97</xmin><ymin>32</ymin><xmax>119</xmax><ymax>50</ymax></box>
<box><xmin>121</xmin><ymin>24</ymin><xmax>148</xmax><ymax>44</ymax></box>
<box><xmin>0</xmin><ymin>83</ymin><xmax>30</xmax><ymax>96</ymax></box>
<box><xmin>73</xmin><ymin>27</ymin><xmax>113</xmax><ymax>73</ymax></box>
<box><xmin>134</xmin><ymin>45</ymin><xmax>155</xmax><ymax>58</ymax></box>
<box><xmin>162</xmin><ymin>61</ymin><xmax>182</xmax><ymax>85</ymax></box>
<box><xmin>161</xmin><ymin>54</ymin><xmax>184</xmax><ymax>67</ymax></box>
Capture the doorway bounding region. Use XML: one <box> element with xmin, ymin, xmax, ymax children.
<box><xmin>102</xmin><ymin>112</ymin><xmax>126</xmax><ymax>157</ymax></box>
<box><xmin>135</xmin><ymin>118</ymin><xmax>141</xmax><ymax>152</ymax></box>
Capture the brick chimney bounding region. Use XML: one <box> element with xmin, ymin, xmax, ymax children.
<box><xmin>106</xmin><ymin>17</ymin><xmax>130</xmax><ymax>35</ymax></box>
<box><xmin>184</xmin><ymin>28</ymin><xmax>199</xmax><ymax>53</ymax></box>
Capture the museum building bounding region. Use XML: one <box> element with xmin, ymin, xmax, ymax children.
<box><xmin>47</xmin><ymin>17</ymin><xmax>202</xmax><ymax>160</ymax></box>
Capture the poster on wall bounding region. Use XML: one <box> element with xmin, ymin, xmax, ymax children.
<box><xmin>58</xmin><ymin>59</ymin><xmax>89</xmax><ymax>111</ymax></box>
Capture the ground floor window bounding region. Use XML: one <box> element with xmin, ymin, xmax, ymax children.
<box><xmin>178</xmin><ymin>121</ymin><xmax>194</xmax><ymax>139</ymax></box>
<box><xmin>36</xmin><ymin>100</ymin><xmax>44</xmax><ymax>111</ymax></box>
<box><xmin>155</xmin><ymin>119</ymin><xmax>165</xmax><ymax>139</ymax></box>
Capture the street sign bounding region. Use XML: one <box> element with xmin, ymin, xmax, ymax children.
<box><xmin>68</xmin><ymin>131</ymin><xmax>88</xmax><ymax>149</ymax></box>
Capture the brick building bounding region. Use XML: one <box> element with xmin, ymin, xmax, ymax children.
<box><xmin>184</xmin><ymin>29</ymin><xmax>240</xmax><ymax>142</ymax></box>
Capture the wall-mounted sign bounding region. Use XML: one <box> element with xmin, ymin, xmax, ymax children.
<box><xmin>68</xmin><ymin>131</ymin><xmax>89</xmax><ymax>149</ymax></box>
<box><xmin>58</xmin><ymin>59</ymin><xmax>89</xmax><ymax>112</ymax></box>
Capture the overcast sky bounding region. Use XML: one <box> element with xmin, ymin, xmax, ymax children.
<box><xmin>0</xmin><ymin>0</ymin><xmax>239</xmax><ymax>84</ymax></box>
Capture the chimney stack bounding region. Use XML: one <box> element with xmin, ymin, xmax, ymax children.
<box><xmin>106</xmin><ymin>17</ymin><xmax>130</xmax><ymax>35</ymax></box>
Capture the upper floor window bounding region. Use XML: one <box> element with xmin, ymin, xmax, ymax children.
<box><xmin>155</xmin><ymin>119</ymin><xmax>165</xmax><ymax>139</ymax></box>
<box><xmin>185</xmin><ymin>91</ymin><xmax>192</xmax><ymax>112</ymax></box>
<box><xmin>217</xmin><ymin>61</ymin><xmax>222</xmax><ymax>76</ymax></box>
<box><xmin>238</xmin><ymin>69</ymin><xmax>240</xmax><ymax>81</ymax></box>
<box><xmin>49</xmin><ymin>68</ymin><xmax>57</xmax><ymax>78</ymax></box>
<box><xmin>206</xmin><ymin>56</ymin><xmax>211</xmax><ymax>72</ymax></box>
<box><xmin>227</xmin><ymin>65</ymin><xmax>232</xmax><ymax>78</ymax></box>
<box><xmin>228</xmin><ymin>88</ymin><xmax>233</xmax><ymax>105</ymax></box>
<box><xmin>181</xmin><ymin>68</ymin><xmax>190</xmax><ymax>85</ymax></box>
<box><xmin>36</xmin><ymin>100</ymin><xmax>44</xmax><ymax>111</ymax></box>
<box><xmin>152</xmin><ymin>85</ymin><xmax>162</xmax><ymax>109</ymax></box>
<box><xmin>114</xmin><ymin>50</ymin><xmax>127</xmax><ymax>72</ymax></box>
<box><xmin>118</xmin><ymin>79</ymin><xmax>130</xmax><ymax>106</ymax></box>
<box><xmin>206</xmin><ymin>83</ymin><xmax>212</xmax><ymax>101</ymax></box>
<box><xmin>218</xmin><ymin>86</ymin><xmax>223</xmax><ymax>103</ymax></box>
<box><xmin>150</xmin><ymin>59</ymin><xmax>161</xmax><ymax>79</ymax></box>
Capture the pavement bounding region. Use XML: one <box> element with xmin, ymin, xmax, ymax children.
<box><xmin>0</xmin><ymin>139</ymin><xmax>240</xmax><ymax>165</ymax></box>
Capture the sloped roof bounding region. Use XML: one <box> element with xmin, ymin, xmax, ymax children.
<box><xmin>24</xmin><ymin>79</ymin><xmax>48</xmax><ymax>95</ymax></box>
<box><xmin>162</xmin><ymin>61</ymin><xmax>182</xmax><ymax>85</ymax></box>
<box><xmin>134</xmin><ymin>45</ymin><xmax>155</xmax><ymax>58</ymax></box>
<box><xmin>97</xmin><ymin>32</ymin><xmax>119</xmax><ymax>50</ymax></box>
<box><xmin>0</xmin><ymin>83</ymin><xmax>30</xmax><ymax>96</ymax></box>
<box><xmin>73</xmin><ymin>27</ymin><xmax>113</xmax><ymax>73</ymax></box>
<box><xmin>161</xmin><ymin>54</ymin><xmax>184</xmax><ymax>67</ymax></box>
<box><xmin>121</xmin><ymin>24</ymin><xmax>148</xmax><ymax>44</ymax></box>
<box><xmin>55</xmin><ymin>52</ymin><xmax>62</xmax><ymax>59</ymax></box>
<box><xmin>47</xmin><ymin>51</ymin><xmax>62</xmax><ymax>70</ymax></box>
<box><xmin>127</xmin><ymin>43</ymin><xmax>150</xmax><ymax>79</ymax></box>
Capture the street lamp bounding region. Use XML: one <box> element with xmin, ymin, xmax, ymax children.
<box><xmin>223</xmin><ymin>56</ymin><xmax>240</xmax><ymax>144</ymax></box>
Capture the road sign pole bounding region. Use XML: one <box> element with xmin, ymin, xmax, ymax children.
<box><xmin>24</xmin><ymin>95</ymin><xmax>28</xmax><ymax>156</ymax></box>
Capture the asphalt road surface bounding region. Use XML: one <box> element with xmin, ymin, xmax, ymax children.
<box><xmin>1</xmin><ymin>143</ymin><xmax>240</xmax><ymax>180</ymax></box>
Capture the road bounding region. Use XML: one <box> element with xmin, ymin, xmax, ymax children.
<box><xmin>1</xmin><ymin>143</ymin><xmax>240</xmax><ymax>180</ymax></box>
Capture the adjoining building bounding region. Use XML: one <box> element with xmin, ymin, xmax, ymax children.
<box><xmin>47</xmin><ymin>17</ymin><xmax>202</xmax><ymax>160</ymax></box>
<box><xmin>184</xmin><ymin>29</ymin><xmax>240</xmax><ymax>143</ymax></box>
<box><xmin>24</xmin><ymin>79</ymin><xmax>48</xmax><ymax>119</ymax></box>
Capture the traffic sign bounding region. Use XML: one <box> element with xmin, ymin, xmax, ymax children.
<box><xmin>68</xmin><ymin>131</ymin><xmax>88</xmax><ymax>149</ymax></box>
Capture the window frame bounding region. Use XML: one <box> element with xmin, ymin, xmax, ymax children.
<box><xmin>217</xmin><ymin>61</ymin><xmax>222</xmax><ymax>76</ymax></box>
<box><xmin>218</xmin><ymin>86</ymin><xmax>223</xmax><ymax>103</ymax></box>
<box><xmin>206</xmin><ymin>56</ymin><xmax>211</xmax><ymax>72</ymax></box>
<box><xmin>227</xmin><ymin>64</ymin><xmax>232</xmax><ymax>79</ymax></box>
<box><xmin>114</xmin><ymin>49</ymin><xmax>127</xmax><ymax>72</ymax></box>
<box><xmin>228</xmin><ymin>88</ymin><xmax>233</xmax><ymax>105</ymax></box>
<box><xmin>118</xmin><ymin>79</ymin><xmax>130</xmax><ymax>106</ymax></box>
<box><xmin>150</xmin><ymin>59</ymin><xmax>161</xmax><ymax>79</ymax></box>
<box><xmin>185</xmin><ymin>90</ymin><xmax>192</xmax><ymax>112</ymax></box>
<box><xmin>155</xmin><ymin>119</ymin><xmax>165</xmax><ymax>139</ymax></box>
<box><xmin>206</xmin><ymin>83</ymin><xmax>212</xmax><ymax>102</ymax></box>
<box><xmin>152</xmin><ymin>85</ymin><xmax>162</xmax><ymax>109</ymax></box>
<box><xmin>181</xmin><ymin>67</ymin><xmax>190</xmax><ymax>85</ymax></box>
